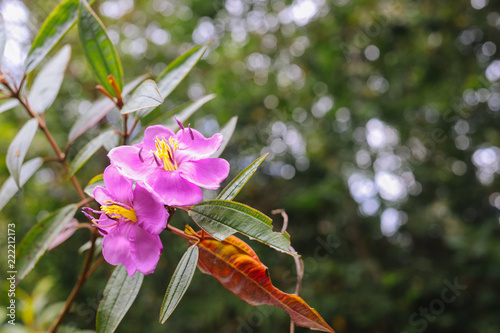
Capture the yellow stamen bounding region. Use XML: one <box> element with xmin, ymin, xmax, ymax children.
<box><xmin>152</xmin><ymin>136</ymin><xmax>179</xmax><ymax>171</ymax></box>
<box><xmin>101</xmin><ymin>203</ymin><xmax>137</xmax><ymax>223</ymax></box>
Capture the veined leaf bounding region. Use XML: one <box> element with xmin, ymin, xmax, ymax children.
<box><xmin>186</xmin><ymin>229</ymin><xmax>335</xmax><ymax>333</ymax></box>
<box><xmin>0</xmin><ymin>100</ymin><xmax>20</xmax><ymax>114</ymax></box>
<box><xmin>97</xmin><ymin>265</ymin><xmax>143</xmax><ymax>333</ymax></box>
<box><xmin>78</xmin><ymin>0</ymin><xmax>123</xmax><ymax>97</ymax></box>
<box><xmin>211</xmin><ymin>116</ymin><xmax>237</xmax><ymax>158</ymax></box>
<box><xmin>156</xmin><ymin>43</ymin><xmax>209</xmax><ymax>99</ymax></box>
<box><xmin>189</xmin><ymin>199</ymin><xmax>293</xmax><ymax>255</ymax></box>
<box><xmin>84</xmin><ymin>173</ymin><xmax>104</xmax><ymax>198</ymax></box>
<box><xmin>121</xmin><ymin>79</ymin><xmax>163</xmax><ymax>116</ymax></box>
<box><xmin>28</xmin><ymin>45</ymin><xmax>71</xmax><ymax>114</ymax></box>
<box><xmin>217</xmin><ymin>154</ymin><xmax>268</xmax><ymax>201</ymax></box>
<box><xmin>6</xmin><ymin>118</ymin><xmax>39</xmax><ymax>188</ymax></box>
<box><xmin>159</xmin><ymin>245</ymin><xmax>199</xmax><ymax>324</ymax></box>
<box><xmin>16</xmin><ymin>204</ymin><xmax>78</xmax><ymax>283</ymax></box>
<box><xmin>0</xmin><ymin>14</ymin><xmax>6</xmax><ymax>66</ymax></box>
<box><xmin>0</xmin><ymin>157</ymin><xmax>43</xmax><ymax>211</ymax></box>
<box><xmin>68</xmin><ymin>75</ymin><xmax>146</xmax><ymax>143</ymax></box>
<box><xmin>69</xmin><ymin>130</ymin><xmax>115</xmax><ymax>177</ymax></box>
<box><xmin>24</xmin><ymin>0</ymin><xmax>95</xmax><ymax>73</ymax></box>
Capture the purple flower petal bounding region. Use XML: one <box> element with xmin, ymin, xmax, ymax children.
<box><xmin>133</xmin><ymin>184</ymin><xmax>168</xmax><ymax>234</ymax></box>
<box><xmin>108</xmin><ymin>145</ymin><xmax>154</xmax><ymax>182</ymax></box>
<box><xmin>146</xmin><ymin>170</ymin><xmax>203</xmax><ymax>206</ymax></box>
<box><xmin>130</xmin><ymin>226</ymin><xmax>163</xmax><ymax>275</ymax></box>
<box><xmin>102</xmin><ymin>223</ymin><xmax>137</xmax><ymax>276</ymax></box>
<box><xmin>143</xmin><ymin>125</ymin><xmax>176</xmax><ymax>151</ymax></box>
<box><xmin>102</xmin><ymin>166</ymin><xmax>133</xmax><ymax>204</ymax></box>
<box><xmin>178</xmin><ymin>158</ymin><xmax>230</xmax><ymax>190</ymax></box>
<box><xmin>176</xmin><ymin>129</ymin><xmax>223</xmax><ymax>160</ymax></box>
<box><xmin>93</xmin><ymin>186</ymin><xmax>115</xmax><ymax>206</ymax></box>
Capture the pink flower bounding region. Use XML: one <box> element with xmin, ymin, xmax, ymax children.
<box><xmin>83</xmin><ymin>166</ymin><xmax>168</xmax><ymax>276</ymax></box>
<box><xmin>108</xmin><ymin>124</ymin><xmax>230</xmax><ymax>207</ymax></box>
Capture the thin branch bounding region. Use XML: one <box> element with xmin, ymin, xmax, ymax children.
<box><xmin>166</xmin><ymin>224</ymin><xmax>201</xmax><ymax>242</ymax></box>
<box><xmin>85</xmin><ymin>255</ymin><xmax>104</xmax><ymax>280</ymax></box>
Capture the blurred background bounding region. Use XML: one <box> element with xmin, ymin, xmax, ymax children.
<box><xmin>1</xmin><ymin>0</ymin><xmax>500</xmax><ymax>332</ymax></box>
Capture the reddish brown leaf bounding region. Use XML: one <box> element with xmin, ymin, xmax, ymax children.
<box><xmin>186</xmin><ymin>226</ymin><xmax>334</xmax><ymax>332</ymax></box>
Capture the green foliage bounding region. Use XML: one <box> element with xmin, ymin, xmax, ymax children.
<box><xmin>120</xmin><ymin>79</ymin><xmax>163</xmax><ymax>116</ymax></box>
<box><xmin>6</xmin><ymin>118</ymin><xmax>38</xmax><ymax>187</ymax></box>
<box><xmin>69</xmin><ymin>130</ymin><xmax>115</xmax><ymax>176</ymax></box>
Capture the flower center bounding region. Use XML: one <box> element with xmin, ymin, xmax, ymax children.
<box><xmin>101</xmin><ymin>201</ymin><xmax>137</xmax><ymax>223</ymax></box>
<box><xmin>152</xmin><ymin>136</ymin><xmax>179</xmax><ymax>171</ymax></box>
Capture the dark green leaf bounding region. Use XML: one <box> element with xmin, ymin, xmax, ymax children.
<box><xmin>0</xmin><ymin>158</ymin><xmax>43</xmax><ymax>211</ymax></box>
<box><xmin>68</xmin><ymin>75</ymin><xmax>146</xmax><ymax>143</ymax></box>
<box><xmin>28</xmin><ymin>45</ymin><xmax>71</xmax><ymax>114</ymax></box>
<box><xmin>16</xmin><ymin>204</ymin><xmax>78</xmax><ymax>282</ymax></box>
<box><xmin>78</xmin><ymin>0</ymin><xmax>123</xmax><ymax>97</ymax></box>
<box><xmin>217</xmin><ymin>154</ymin><xmax>268</xmax><ymax>201</ymax></box>
<box><xmin>0</xmin><ymin>100</ymin><xmax>20</xmax><ymax>114</ymax></box>
<box><xmin>97</xmin><ymin>265</ymin><xmax>144</xmax><ymax>333</ymax></box>
<box><xmin>69</xmin><ymin>130</ymin><xmax>115</xmax><ymax>177</ymax></box>
<box><xmin>189</xmin><ymin>199</ymin><xmax>294</xmax><ymax>255</ymax></box>
<box><xmin>156</xmin><ymin>43</ymin><xmax>209</xmax><ymax>98</ymax></box>
<box><xmin>6</xmin><ymin>118</ymin><xmax>38</xmax><ymax>187</ymax></box>
<box><xmin>211</xmin><ymin>116</ymin><xmax>237</xmax><ymax>158</ymax></box>
<box><xmin>121</xmin><ymin>79</ymin><xmax>163</xmax><ymax>116</ymax></box>
<box><xmin>84</xmin><ymin>173</ymin><xmax>104</xmax><ymax>198</ymax></box>
<box><xmin>159</xmin><ymin>245</ymin><xmax>199</xmax><ymax>324</ymax></box>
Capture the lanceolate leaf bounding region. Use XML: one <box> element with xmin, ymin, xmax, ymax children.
<box><xmin>0</xmin><ymin>157</ymin><xmax>43</xmax><ymax>211</ymax></box>
<box><xmin>78</xmin><ymin>0</ymin><xmax>123</xmax><ymax>97</ymax></box>
<box><xmin>0</xmin><ymin>100</ymin><xmax>20</xmax><ymax>114</ymax></box>
<box><xmin>217</xmin><ymin>154</ymin><xmax>269</xmax><ymax>201</ymax></box>
<box><xmin>84</xmin><ymin>173</ymin><xmax>104</xmax><ymax>197</ymax></box>
<box><xmin>189</xmin><ymin>199</ymin><xmax>293</xmax><ymax>255</ymax></box>
<box><xmin>159</xmin><ymin>245</ymin><xmax>199</xmax><ymax>324</ymax></box>
<box><xmin>186</xmin><ymin>229</ymin><xmax>335</xmax><ymax>333</ymax></box>
<box><xmin>68</xmin><ymin>75</ymin><xmax>146</xmax><ymax>143</ymax></box>
<box><xmin>156</xmin><ymin>43</ymin><xmax>209</xmax><ymax>99</ymax></box>
<box><xmin>69</xmin><ymin>130</ymin><xmax>115</xmax><ymax>176</ymax></box>
<box><xmin>24</xmin><ymin>0</ymin><xmax>95</xmax><ymax>73</ymax></box>
<box><xmin>0</xmin><ymin>14</ymin><xmax>6</xmax><ymax>66</ymax></box>
<box><xmin>6</xmin><ymin>118</ymin><xmax>39</xmax><ymax>187</ymax></box>
<box><xmin>121</xmin><ymin>79</ymin><xmax>163</xmax><ymax>116</ymax></box>
<box><xmin>16</xmin><ymin>204</ymin><xmax>78</xmax><ymax>283</ymax></box>
<box><xmin>97</xmin><ymin>265</ymin><xmax>144</xmax><ymax>333</ymax></box>
<box><xmin>210</xmin><ymin>116</ymin><xmax>237</xmax><ymax>158</ymax></box>
<box><xmin>28</xmin><ymin>45</ymin><xmax>71</xmax><ymax>114</ymax></box>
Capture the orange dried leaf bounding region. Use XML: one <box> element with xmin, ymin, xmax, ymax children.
<box><xmin>186</xmin><ymin>226</ymin><xmax>334</xmax><ymax>332</ymax></box>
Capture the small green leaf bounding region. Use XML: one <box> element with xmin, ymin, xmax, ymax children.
<box><xmin>159</xmin><ymin>246</ymin><xmax>199</xmax><ymax>324</ymax></box>
<box><xmin>24</xmin><ymin>0</ymin><xmax>95</xmax><ymax>73</ymax></box>
<box><xmin>0</xmin><ymin>14</ymin><xmax>6</xmax><ymax>65</ymax></box>
<box><xmin>28</xmin><ymin>45</ymin><xmax>71</xmax><ymax>114</ymax></box>
<box><xmin>121</xmin><ymin>79</ymin><xmax>163</xmax><ymax>116</ymax></box>
<box><xmin>211</xmin><ymin>116</ymin><xmax>237</xmax><ymax>158</ymax></box>
<box><xmin>16</xmin><ymin>204</ymin><xmax>78</xmax><ymax>282</ymax></box>
<box><xmin>84</xmin><ymin>173</ymin><xmax>104</xmax><ymax>197</ymax></box>
<box><xmin>69</xmin><ymin>130</ymin><xmax>115</xmax><ymax>177</ymax></box>
<box><xmin>217</xmin><ymin>154</ymin><xmax>268</xmax><ymax>201</ymax></box>
<box><xmin>68</xmin><ymin>75</ymin><xmax>146</xmax><ymax>143</ymax></box>
<box><xmin>0</xmin><ymin>158</ymin><xmax>43</xmax><ymax>211</ymax></box>
<box><xmin>97</xmin><ymin>265</ymin><xmax>144</xmax><ymax>333</ymax></box>
<box><xmin>189</xmin><ymin>199</ymin><xmax>294</xmax><ymax>255</ymax></box>
<box><xmin>0</xmin><ymin>100</ymin><xmax>20</xmax><ymax>114</ymax></box>
<box><xmin>6</xmin><ymin>118</ymin><xmax>39</xmax><ymax>187</ymax></box>
<box><xmin>78</xmin><ymin>0</ymin><xmax>123</xmax><ymax>97</ymax></box>
<box><xmin>156</xmin><ymin>43</ymin><xmax>209</xmax><ymax>98</ymax></box>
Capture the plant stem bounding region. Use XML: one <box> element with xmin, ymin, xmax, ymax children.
<box><xmin>167</xmin><ymin>224</ymin><xmax>201</xmax><ymax>242</ymax></box>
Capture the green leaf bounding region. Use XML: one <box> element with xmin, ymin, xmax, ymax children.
<box><xmin>0</xmin><ymin>100</ymin><xmax>20</xmax><ymax>114</ymax></box>
<box><xmin>121</xmin><ymin>79</ymin><xmax>163</xmax><ymax>116</ymax></box>
<box><xmin>0</xmin><ymin>158</ymin><xmax>43</xmax><ymax>211</ymax></box>
<box><xmin>211</xmin><ymin>116</ymin><xmax>237</xmax><ymax>158</ymax></box>
<box><xmin>16</xmin><ymin>204</ymin><xmax>78</xmax><ymax>282</ymax></box>
<box><xmin>24</xmin><ymin>0</ymin><xmax>95</xmax><ymax>74</ymax></box>
<box><xmin>68</xmin><ymin>75</ymin><xmax>146</xmax><ymax>143</ymax></box>
<box><xmin>97</xmin><ymin>265</ymin><xmax>143</xmax><ymax>333</ymax></box>
<box><xmin>28</xmin><ymin>45</ymin><xmax>71</xmax><ymax>114</ymax></box>
<box><xmin>84</xmin><ymin>173</ymin><xmax>104</xmax><ymax>197</ymax></box>
<box><xmin>78</xmin><ymin>0</ymin><xmax>123</xmax><ymax>97</ymax></box>
<box><xmin>189</xmin><ymin>199</ymin><xmax>294</xmax><ymax>255</ymax></box>
<box><xmin>159</xmin><ymin>246</ymin><xmax>199</xmax><ymax>324</ymax></box>
<box><xmin>217</xmin><ymin>154</ymin><xmax>268</xmax><ymax>201</ymax></box>
<box><xmin>6</xmin><ymin>118</ymin><xmax>39</xmax><ymax>188</ymax></box>
<box><xmin>69</xmin><ymin>130</ymin><xmax>115</xmax><ymax>177</ymax></box>
<box><xmin>156</xmin><ymin>43</ymin><xmax>209</xmax><ymax>98</ymax></box>
<box><xmin>0</xmin><ymin>14</ymin><xmax>6</xmax><ymax>65</ymax></box>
